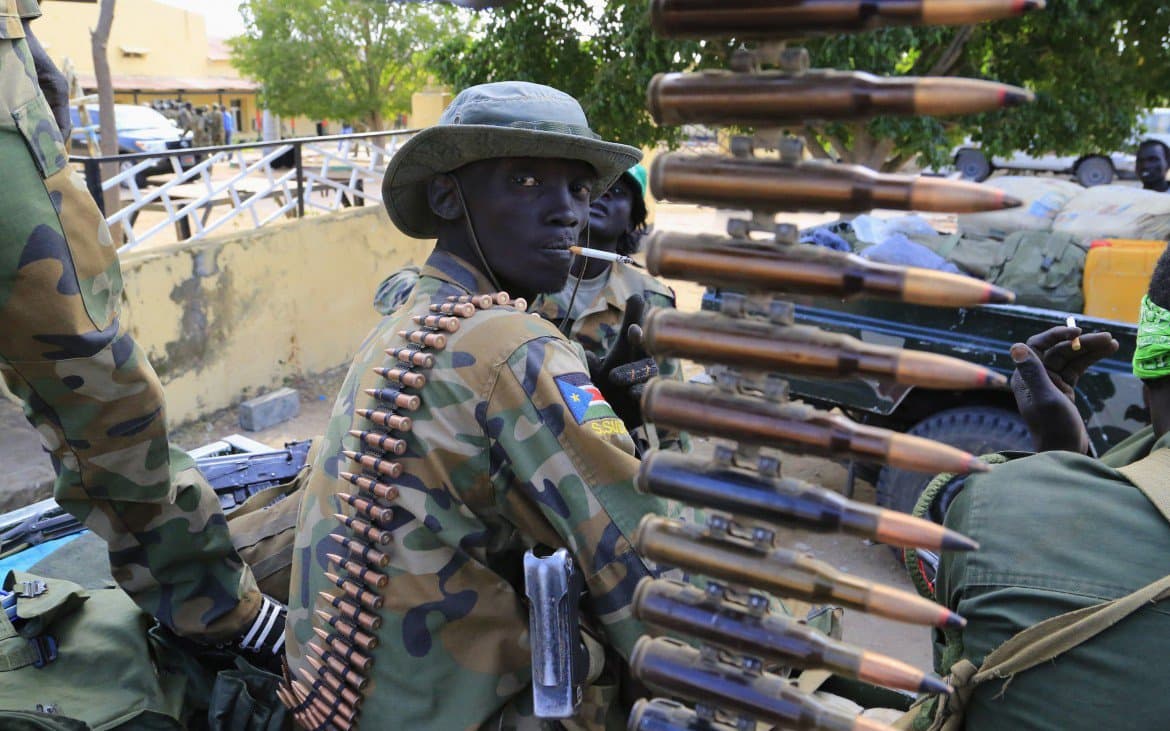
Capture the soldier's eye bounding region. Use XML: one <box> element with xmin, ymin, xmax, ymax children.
<box><xmin>512</xmin><ymin>175</ymin><xmax>540</xmax><ymax>187</ymax></box>
<box><xmin>572</xmin><ymin>181</ymin><xmax>592</xmax><ymax>198</ymax></box>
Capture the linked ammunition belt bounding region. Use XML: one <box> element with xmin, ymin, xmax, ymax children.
<box><xmin>277</xmin><ymin>291</ymin><xmax>527</xmax><ymax>731</ymax></box>
<box><xmin>624</xmin><ymin>2</ymin><xmax>1046</xmax><ymax>730</ymax></box>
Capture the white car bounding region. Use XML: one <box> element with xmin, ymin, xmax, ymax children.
<box><xmin>953</xmin><ymin>146</ymin><xmax>1135</xmax><ymax>187</ymax></box>
<box><xmin>954</xmin><ymin>109</ymin><xmax>1170</xmax><ymax>187</ymax></box>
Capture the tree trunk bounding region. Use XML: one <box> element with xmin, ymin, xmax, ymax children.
<box><xmin>91</xmin><ymin>0</ymin><xmax>119</xmax><ymax>227</ymax></box>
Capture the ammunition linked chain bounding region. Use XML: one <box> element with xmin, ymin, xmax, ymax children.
<box><xmin>628</xmin><ymin>0</ymin><xmax>1044</xmax><ymax>728</ymax></box>
<box><xmin>280</xmin><ymin>292</ymin><xmax>524</xmax><ymax>731</ymax></box>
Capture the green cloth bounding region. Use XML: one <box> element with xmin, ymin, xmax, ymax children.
<box><xmin>935</xmin><ymin>425</ymin><xmax>1170</xmax><ymax>731</ymax></box>
<box><xmin>1134</xmin><ymin>295</ymin><xmax>1170</xmax><ymax>379</ymax></box>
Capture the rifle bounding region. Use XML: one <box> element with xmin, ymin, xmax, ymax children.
<box><xmin>0</xmin><ymin>440</ymin><xmax>311</xmax><ymax>559</ymax></box>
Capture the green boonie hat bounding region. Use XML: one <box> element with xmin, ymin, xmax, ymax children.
<box><xmin>623</xmin><ymin>163</ymin><xmax>648</xmax><ymax>198</ymax></box>
<box><xmin>382</xmin><ymin>81</ymin><xmax>642</xmax><ymax>239</ymax></box>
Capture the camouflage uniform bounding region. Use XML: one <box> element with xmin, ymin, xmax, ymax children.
<box><xmin>287</xmin><ymin>250</ymin><xmax>670</xmax><ymax>729</ymax></box>
<box><xmin>372</xmin><ymin>265</ymin><xmax>420</xmax><ymax>316</ymax></box>
<box><xmin>533</xmin><ymin>262</ymin><xmax>690</xmax><ymax>452</ymax></box>
<box><xmin>0</xmin><ymin>0</ymin><xmax>258</xmax><ymax>640</ymax></box>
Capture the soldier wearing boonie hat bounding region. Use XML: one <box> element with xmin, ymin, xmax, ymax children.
<box><xmin>285</xmin><ymin>82</ymin><xmax>677</xmax><ymax>730</ymax></box>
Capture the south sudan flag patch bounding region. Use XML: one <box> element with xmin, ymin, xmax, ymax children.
<box><xmin>555</xmin><ymin>373</ymin><xmax>618</xmax><ymax>424</ymax></box>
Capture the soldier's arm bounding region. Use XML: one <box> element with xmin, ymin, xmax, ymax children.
<box><xmin>22</xmin><ymin>21</ymin><xmax>72</xmax><ymax>140</ymax></box>
<box><xmin>487</xmin><ymin>334</ymin><xmax>666</xmax><ymax>658</ymax></box>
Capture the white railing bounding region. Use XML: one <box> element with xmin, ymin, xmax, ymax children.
<box><xmin>72</xmin><ymin>129</ymin><xmax>416</xmax><ymax>253</ymax></box>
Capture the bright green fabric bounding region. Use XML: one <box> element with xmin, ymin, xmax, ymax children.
<box><xmin>1133</xmin><ymin>295</ymin><xmax>1170</xmax><ymax>379</ymax></box>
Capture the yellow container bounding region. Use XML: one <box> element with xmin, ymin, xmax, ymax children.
<box><xmin>1082</xmin><ymin>239</ymin><xmax>1167</xmax><ymax>323</ymax></box>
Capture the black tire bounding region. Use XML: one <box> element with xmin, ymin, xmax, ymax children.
<box><xmin>875</xmin><ymin>407</ymin><xmax>1033</xmax><ymax>515</ymax></box>
<box><xmin>954</xmin><ymin>148</ymin><xmax>992</xmax><ymax>182</ymax></box>
<box><xmin>1075</xmin><ymin>156</ymin><xmax>1114</xmax><ymax>187</ymax></box>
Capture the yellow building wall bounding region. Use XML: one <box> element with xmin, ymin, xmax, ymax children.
<box><xmin>119</xmin><ymin>208</ymin><xmax>432</xmax><ymax>425</ymax></box>
<box><xmin>35</xmin><ymin>0</ymin><xmax>268</xmax><ymax>139</ymax></box>
<box><xmin>35</xmin><ymin>0</ymin><xmax>225</xmax><ymax>79</ymax></box>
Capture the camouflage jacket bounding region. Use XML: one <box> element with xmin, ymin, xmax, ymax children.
<box><xmin>533</xmin><ymin>264</ymin><xmax>689</xmax><ymax>452</ymax></box>
<box><xmin>372</xmin><ymin>265</ymin><xmax>421</xmax><ymax>316</ymax></box>
<box><xmin>2</xmin><ymin>0</ymin><xmax>39</xmax><ymax>39</ymax></box>
<box><xmin>287</xmin><ymin>250</ymin><xmax>669</xmax><ymax>730</ymax></box>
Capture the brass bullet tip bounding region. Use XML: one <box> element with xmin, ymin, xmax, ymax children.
<box><xmin>940</xmin><ymin>529</ymin><xmax>980</xmax><ymax>552</ymax></box>
<box><xmin>1021</xmin><ymin>0</ymin><xmax>1045</xmax><ymax>11</ymax></box>
<box><xmin>966</xmin><ymin>457</ymin><xmax>992</xmax><ymax>474</ymax></box>
<box><xmin>943</xmin><ymin>610</ymin><xmax>968</xmax><ymax>629</ymax></box>
<box><xmin>1001</xmin><ymin>193</ymin><xmax>1024</xmax><ymax>209</ymax></box>
<box><xmin>1002</xmin><ymin>89</ymin><xmax>1035</xmax><ymax>107</ymax></box>
<box><xmin>984</xmin><ymin>371</ymin><xmax>1009</xmax><ymax>390</ymax></box>
<box><xmin>984</xmin><ymin>283</ymin><xmax>1016</xmax><ymax>304</ymax></box>
<box><xmin>920</xmin><ymin>673</ymin><xmax>954</xmax><ymax>696</ymax></box>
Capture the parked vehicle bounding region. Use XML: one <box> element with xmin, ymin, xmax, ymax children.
<box><xmin>954</xmin><ymin>109</ymin><xmax>1170</xmax><ymax>187</ymax></box>
<box><xmin>701</xmin><ymin>291</ymin><xmax>1145</xmax><ymax>514</ymax></box>
<box><xmin>70</xmin><ymin>104</ymin><xmax>196</xmax><ymax>186</ymax></box>
<box><xmin>953</xmin><ymin>146</ymin><xmax>1134</xmax><ymax>187</ymax></box>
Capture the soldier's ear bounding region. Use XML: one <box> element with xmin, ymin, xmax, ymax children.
<box><xmin>427</xmin><ymin>174</ymin><xmax>465</xmax><ymax>221</ymax></box>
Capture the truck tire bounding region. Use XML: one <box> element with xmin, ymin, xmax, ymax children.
<box><xmin>954</xmin><ymin>148</ymin><xmax>991</xmax><ymax>182</ymax></box>
<box><xmin>1074</xmin><ymin>156</ymin><xmax>1114</xmax><ymax>187</ymax></box>
<box><xmin>875</xmin><ymin>407</ymin><xmax>1033</xmax><ymax>515</ymax></box>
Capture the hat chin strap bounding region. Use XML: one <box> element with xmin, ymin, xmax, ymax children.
<box><xmin>450</xmin><ymin>174</ymin><xmax>505</xmax><ymax>293</ymax></box>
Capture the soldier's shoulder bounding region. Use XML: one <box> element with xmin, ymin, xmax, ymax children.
<box><xmin>615</xmin><ymin>264</ymin><xmax>676</xmax><ymax>304</ymax></box>
<box><xmin>453</xmin><ymin>304</ymin><xmax>565</xmax><ymax>349</ymax></box>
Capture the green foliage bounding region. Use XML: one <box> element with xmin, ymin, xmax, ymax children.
<box><xmin>804</xmin><ymin>0</ymin><xmax>1170</xmax><ymax>169</ymax></box>
<box><xmin>230</xmin><ymin>0</ymin><xmax>468</xmax><ymax>130</ymax></box>
<box><xmin>429</xmin><ymin>1</ymin><xmax>1169</xmax><ymax>170</ymax></box>
<box><xmin>429</xmin><ymin>0</ymin><xmax>728</xmax><ymax>147</ymax></box>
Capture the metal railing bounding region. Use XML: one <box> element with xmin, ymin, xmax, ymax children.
<box><xmin>72</xmin><ymin>129</ymin><xmax>416</xmax><ymax>253</ymax></box>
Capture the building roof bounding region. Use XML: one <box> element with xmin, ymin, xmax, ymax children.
<box><xmin>77</xmin><ymin>73</ymin><xmax>258</xmax><ymax>93</ymax></box>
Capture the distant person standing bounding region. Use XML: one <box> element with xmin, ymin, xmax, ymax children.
<box><xmin>177</xmin><ymin>101</ymin><xmax>194</xmax><ymax>139</ymax></box>
<box><xmin>193</xmin><ymin>106</ymin><xmax>210</xmax><ymax>147</ymax></box>
<box><xmin>222</xmin><ymin>104</ymin><xmax>234</xmax><ymax>145</ymax></box>
<box><xmin>1137</xmin><ymin>139</ymin><xmax>1170</xmax><ymax>192</ymax></box>
<box><xmin>209</xmin><ymin>103</ymin><xmax>225</xmax><ymax>146</ymax></box>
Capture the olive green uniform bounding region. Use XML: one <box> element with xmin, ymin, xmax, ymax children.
<box><xmin>0</xmin><ymin>0</ymin><xmax>258</xmax><ymax>640</ymax></box>
<box><xmin>930</xmin><ymin>426</ymin><xmax>1170</xmax><ymax>730</ymax></box>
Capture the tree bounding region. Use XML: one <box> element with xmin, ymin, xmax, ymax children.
<box><xmin>801</xmin><ymin>1</ymin><xmax>1170</xmax><ymax>170</ymax></box>
<box><xmin>91</xmin><ymin>0</ymin><xmax>119</xmax><ymax>220</ymax></box>
<box><xmin>230</xmin><ymin>0</ymin><xmax>468</xmax><ymax>131</ymax></box>
<box><xmin>429</xmin><ymin>0</ymin><xmax>728</xmax><ymax>147</ymax></box>
<box><xmin>430</xmin><ymin>1</ymin><xmax>1170</xmax><ymax>170</ymax></box>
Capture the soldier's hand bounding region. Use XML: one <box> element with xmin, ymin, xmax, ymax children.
<box><xmin>24</xmin><ymin>23</ymin><xmax>72</xmax><ymax>140</ymax></box>
<box><xmin>1009</xmin><ymin>325</ymin><xmax>1117</xmax><ymax>454</ymax></box>
<box><xmin>587</xmin><ymin>295</ymin><xmax>658</xmax><ymax>431</ymax></box>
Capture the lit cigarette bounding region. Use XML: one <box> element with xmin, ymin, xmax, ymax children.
<box><xmin>1067</xmin><ymin>316</ymin><xmax>1082</xmax><ymax>351</ymax></box>
<box><xmin>569</xmin><ymin>245</ymin><xmax>634</xmax><ymax>264</ymax></box>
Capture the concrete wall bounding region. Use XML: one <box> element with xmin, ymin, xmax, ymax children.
<box><xmin>119</xmin><ymin>208</ymin><xmax>432</xmax><ymax>426</ymax></box>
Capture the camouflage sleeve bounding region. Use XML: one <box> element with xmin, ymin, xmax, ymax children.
<box><xmin>487</xmin><ymin>335</ymin><xmax>666</xmax><ymax>658</ymax></box>
<box><xmin>15</xmin><ymin>0</ymin><xmax>40</xmax><ymax>20</ymax></box>
<box><xmin>372</xmin><ymin>265</ymin><xmax>421</xmax><ymax>316</ymax></box>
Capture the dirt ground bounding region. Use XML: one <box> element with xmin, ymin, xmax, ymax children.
<box><xmin>0</xmin><ymin>201</ymin><xmax>936</xmax><ymax>670</ymax></box>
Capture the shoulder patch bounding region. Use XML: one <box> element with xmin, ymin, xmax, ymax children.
<box><xmin>555</xmin><ymin>373</ymin><xmax>618</xmax><ymax>425</ymax></box>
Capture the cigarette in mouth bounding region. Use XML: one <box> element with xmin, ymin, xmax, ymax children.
<box><xmin>569</xmin><ymin>246</ymin><xmax>634</xmax><ymax>264</ymax></box>
<box><xmin>1067</xmin><ymin>316</ymin><xmax>1082</xmax><ymax>351</ymax></box>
